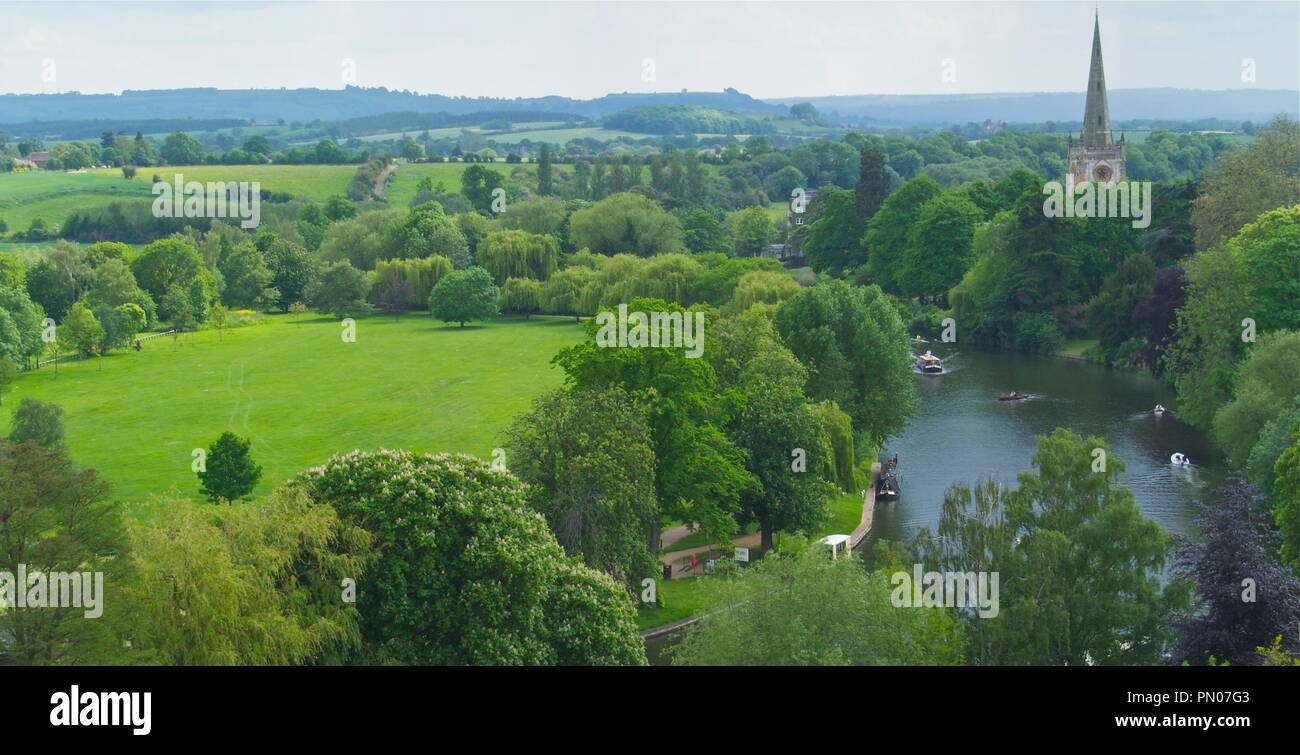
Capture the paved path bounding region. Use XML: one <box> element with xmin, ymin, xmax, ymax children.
<box><xmin>850</xmin><ymin>462</ymin><xmax>881</xmax><ymax>550</ymax></box>
<box><xmin>659</xmin><ymin>531</ymin><xmax>762</xmax><ymax>577</ymax></box>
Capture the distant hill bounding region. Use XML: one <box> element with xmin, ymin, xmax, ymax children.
<box><xmin>602</xmin><ymin>105</ymin><xmax>777</xmax><ymax>135</ymax></box>
<box><xmin>764</xmin><ymin>88</ymin><xmax>1299</xmax><ymax>127</ymax></box>
<box><xmin>0</xmin><ymin>86</ymin><xmax>786</xmax><ymax>126</ymax></box>
<box><xmin>2</xmin><ymin>86</ymin><xmax>1291</xmax><ymax>134</ymax></box>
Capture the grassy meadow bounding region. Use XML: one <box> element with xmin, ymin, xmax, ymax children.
<box><xmin>0</xmin><ymin>313</ymin><xmax>585</xmax><ymax>513</ymax></box>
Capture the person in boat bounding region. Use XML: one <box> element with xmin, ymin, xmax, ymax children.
<box><xmin>1171</xmin><ymin>452</ymin><xmax>1190</xmax><ymax>465</ymax></box>
<box><xmin>1153</xmin><ymin>404</ymin><xmax>1166</xmax><ymax>414</ymax></box>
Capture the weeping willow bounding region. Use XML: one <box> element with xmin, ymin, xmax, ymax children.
<box><xmin>477</xmin><ymin>229</ymin><xmax>559</xmax><ymax>284</ymax></box>
<box><xmin>369</xmin><ymin>255</ymin><xmax>453</xmax><ymax>307</ymax></box>
<box><xmin>811</xmin><ymin>400</ymin><xmax>858</xmax><ymax>493</ymax></box>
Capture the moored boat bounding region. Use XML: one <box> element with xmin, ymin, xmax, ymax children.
<box><xmin>876</xmin><ymin>455</ymin><xmax>901</xmax><ymax>500</ymax></box>
<box><xmin>999</xmin><ymin>392</ymin><xmax>1029</xmax><ymax>401</ymax></box>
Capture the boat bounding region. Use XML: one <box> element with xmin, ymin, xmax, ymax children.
<box><xmin>910</xmin><ymin>336</ymin><xmax>930</xmax><ymax>344</ymax></box>
<box><xmin>1153</xmin><ymin>404</ymin><xmax>1167</xmax><ymax>415</ymax></box>
<box><xmin>876</xmin><ymin>455</ymin><xmax>901</xmax><ymax>500</ymax></box>
<box><xmin>916</xmin><ymin>350</ymin><xmax>943</xmax><ymax>373</ymax></box>
<box><xmin>1171</xmin><ymin>452</ymin><xmax>1190</xmax><ymax>466</ymax></box>
<box><xmin>999</xmin><ymin>392</ymin><xmax>1030</xmax><ymax>401</ymax></box>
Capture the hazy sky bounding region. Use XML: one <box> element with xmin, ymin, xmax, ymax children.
<box><xmin>1</xmin><ymin>1</ymin><xmax>1295</xmax><ymax>98</ymax></box>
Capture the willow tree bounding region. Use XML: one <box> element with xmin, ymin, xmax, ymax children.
<box><xmin>499</xmin><ymin>277</ymin><xmax>542</xmax><ymax>318</ymax></box>
<box><xmin>122</xmin><ymin>487</ymin><xmax>370</xmax><ymax>665</ymax></box>
<box><xmin>475</xmin><ymin>229</ymin><xmax>559</xmax><ymax>284</ymax></box>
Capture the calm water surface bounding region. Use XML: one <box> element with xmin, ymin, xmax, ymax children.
<box><xmin>870</xmin><ymin>348</ymin><xmax>1224</xmax><ymax>545</ymax></box>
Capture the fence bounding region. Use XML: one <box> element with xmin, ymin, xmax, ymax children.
<box><xmin>34</xmin><ymin>329</ymin><xmax>177</xmax><ymax>369</ymax></box>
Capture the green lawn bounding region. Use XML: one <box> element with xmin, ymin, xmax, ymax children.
<box><xmin>636</xmin><ymin>576</ymin><xmax>714</xmax><ymax>631</ymax></box>
<box><xmin>0</xmin><ymin>165</ymin><xmax>360</xmax><ymax>231</ymax></box>
<box><xmin>0</xmin><ymin>313</ymin><xmax>584</xmax><ymax>513</ymax></box>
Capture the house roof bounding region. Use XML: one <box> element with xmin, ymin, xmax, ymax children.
<box><xmin>25</xmin><ymin>151</ymin><xmax>51</xmax><ymax>163</ymax></box>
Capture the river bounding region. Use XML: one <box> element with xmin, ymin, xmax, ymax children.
<box><xmin>644</xmin><ymin>348</ymin><xmax>1226</xmax><ymax>665</ymax></box>
<box><xmin>871</xmin><ymin>347</ymin><xmax>1225</xmax><ymax>546</ymax></box>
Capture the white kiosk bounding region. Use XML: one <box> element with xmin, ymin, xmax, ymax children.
<box><xmin>816</xmin><ymin>534</ymin><xmax>852</xmax><ymax>560</ymax></box>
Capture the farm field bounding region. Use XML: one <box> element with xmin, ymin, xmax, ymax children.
<box><xmin>0</xmin><ymin>313</ymin><xmax>585</xmax><ymax>512</ymax></box>
<box><xmin>0</xmin><ymin>170</ymin><xmax>154</xmax><ymax>231</ymax></box>
<box><xmin>0</xmin><ymin>165</ymin><xmax>359</xmax><ymax>230</ymax></box>
<box><xmin>88</xmin><ymin>163</ymin><xmax>357</xmax><ymax>199</ymax></box>
<box><xmin>382</xmin><ymin>160</ymin><xmax>574</xmax><ymax>206</ymax></box>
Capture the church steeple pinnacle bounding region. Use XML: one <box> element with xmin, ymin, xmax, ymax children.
<box><xmin>1067</xmin><ymin>10</ymin><xmax>1126</xmax><ymax>184</ymax></box>
<box><xmin>1081</xmin><ymin>11</ymin><xmax>1113</xmax><ymax>149</ymax></box>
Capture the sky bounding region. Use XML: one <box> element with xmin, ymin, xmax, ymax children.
<box><xmin>0</xmin><ymin>0</ymin><xmax>1295</xmax><ymax>99</ymax></box>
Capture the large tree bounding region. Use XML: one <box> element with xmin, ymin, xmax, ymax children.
<box><xmin>854</xmin><ymin>144</ymin><xmax>890</xmax><ymax>228</ymax></box>
<box><xmin>292</xmin><ymin>449</ymin><xmax>646</xmax><ymax>665</ymax></box>
<box><xmin>427</xmin><ymin>266</ymin><xmax>500</xmax><ymax>327</ymax></box>
<box><xmin>568</xmin><ymin>192</ymin><xmax>685</xmax><ymax>257</ymax></box>
<box><xmin>1191</xmin><ymin>115</ymin><xmax>1300</xmax><ymax>252</ymax></box>
<box><xmin>774</xmin><ymin>280</ymin><xmax>918</xmax><ymax>451</ymax></box>
<box><xmin>388</xmin><ymin>201</ymin><xmax>471</xmax><ymax>268</ymax></box>
<box><xmin>197</xmin><ymin>431</ymin><xmax>263</xmax><ymax>502</ymax></box>
<box><xmin>673</xmin><ymin>550</ymin><xmax>964</xmax><ymax>666</ymax></box>
<box><xmin>131</xmin><ymin>238</ymin><xmax>210</xmax><ymax>310</ymax></box>
<box><xmin>0</xmin><ymin>440</ymin><xmax>130</xmax><ymax>664</ymax></box>
<box><xmin>1211</xmin><ymin>330</ymin><xmax>1300</xmax><ymax>465</ymax></box>
<box><xmin>8</xmin><ymin>397</ymin><xmax>66</xmax><ymax>448</ymax></box>
<box><xmin>122</xmin><ymin>487</ymin><xmax>367</xmax><ymax>665</ymax></box>
<box><xmin>59</xmin><ymin>301</ymin><xmax>104</xmax><ymax>356</ymax></box>
<box><xmin>258</xmin><ymin>233</ymin><xmax>316</xmax><ymax>312</ymax></box>
<box><xmin>862</xmin><ymin>175</ymin><xmax>942</xmax><ymax>292</ymax></box>
<box><xmin>898</xmin><ymin>191</ymin><xmax>983</xmax><ymax>303</ymax></box>
<box><xmin>475</xmin><ymin>229</ymin><xmax>559</xmax><ymax>283</ymax></box>
<box><xmin>729</xmin><ymin>205</ymin><xmax>776</xmax><ymax>258</ymax></box>
<box><xmin>218</xmin><ymin>242</ymin><xmax>278</xmax><ymax>311</ymax></box>
<box><xmin>553</xmin><ymin>298</ymin><xmax>754</xmax><ymax>547</ymax></box>
<box><xmin>1232</xmin><ymin>204</ymin><xmax>1300</xmax><ymax>334</ymax></box>
<box><xmin>307</xmin><ymin>260</ymin><xmax>370</xmax><ymax>319</ymax></box>
<box><xmin>1170</xmin><ymin>480</ymin><xmax>1300</xmax><ymax>665</ymax></box>
<box><xmin>804</xmin><ymin>188</ymin><xmax>861</xmax><ymax>273</ymax></box>
<box><xmin>504</xmin><ymin>386</ymin><xmax>659</xmax><ymax>594</ymax></box>
<box><xmin>910</xmin><ymin>429</ymin><xmax>1190</xmax><ymax>665</ymax></box>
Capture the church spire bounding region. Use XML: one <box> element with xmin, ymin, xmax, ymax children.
<box><xmin>1080</xmin><ymin>11</ymin><xmax>1113</xmax><ymax>149</ymax></box>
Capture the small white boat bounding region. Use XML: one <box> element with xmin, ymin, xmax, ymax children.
<box><xmin>1170</xmin><ymin>452</ymin><xmax>1190</xmax><ymax>466</ymax></box>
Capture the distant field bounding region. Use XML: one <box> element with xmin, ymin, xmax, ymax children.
<box><xmin>382</xmin><ymin>161</ymin><xmax>574</xmax><ymax>206</ymax></box>
<box><xmin>490</xmin><ymin>126</ymin><xmax>651</xmax><ymax>144</ymax></box>
<box><xmin>0</xmin><ymin>165</ymin><xmax>358</xmax><ymax>230</ymax></box>
<box><xmin>0</xmin><ymin>170</ymin><xmax>153</xmax><ymax>230</ymax></box>
<box><xmin>0</xmin><ymin>240</ymin><xmax>147</xmax><ymax>260</ymax></box>
<box><xmin>87</xmin><ymin>164</ymin><xmax>356</xmax><ymax>200</ymax></box>
<box><xmin>0</xmin><ymin>313</ymin><xmax>585</xmax><ymax>512</ymax></box>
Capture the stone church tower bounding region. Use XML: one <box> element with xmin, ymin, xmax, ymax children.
<box><xmin>1068</xmin><ymin>13</ymin><xmax>1126</xmax><ymax>183</ymax></box>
